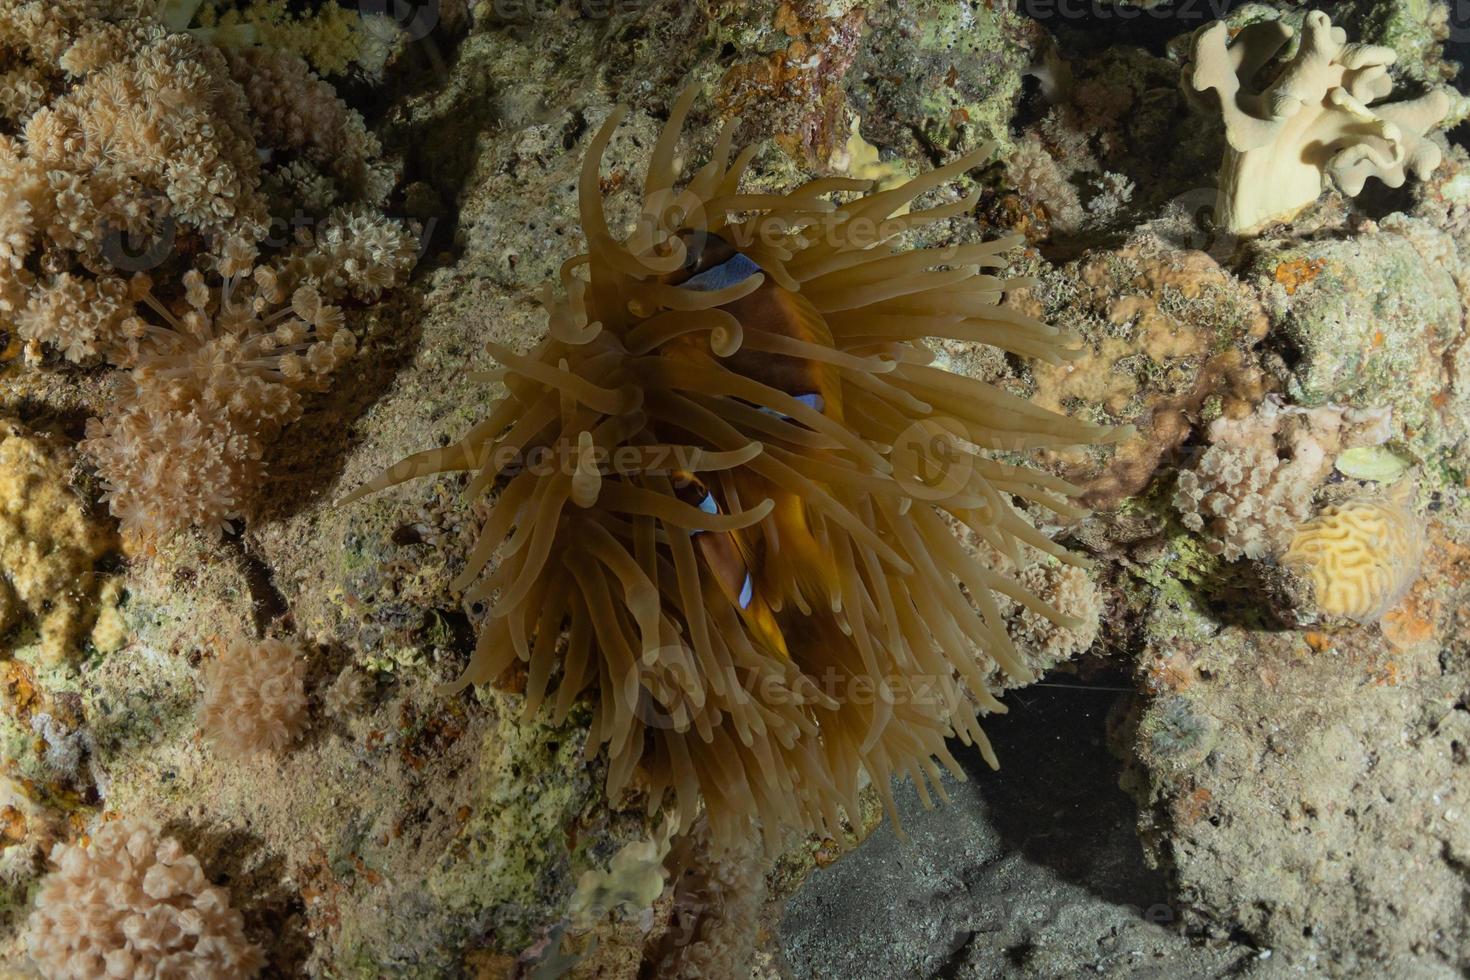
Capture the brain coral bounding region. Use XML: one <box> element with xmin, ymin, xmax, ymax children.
<box><xmin>1283</xmin><ymin>486</ymin><xmax>1424</xmax><ymax>623</ymax></box>
<box><xmin>348</xmin><ymin>86</ymin><xmax>1118</xmax><ymax>852</ymax></box>
<box><xmin>26</xmin><ymin>818</ymin><xmax>262</xmax><ymax>979</ymax></box>
<box><xmin>1183</xmin><ymin>11</ymin><xmax>1452</xmax><ymax>234</ymax></box>
<box><xmin>197</xmin><ymin>636</ymin><xmax>308</xmax><ymax>757</ymax></box>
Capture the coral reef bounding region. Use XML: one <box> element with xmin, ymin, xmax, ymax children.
<box><xmin>1283</xmin><ymin>483</ymin><xmax>1424</xmax><ymax>623</ymax></box>
<box><xmin>1183</xmin><ymin>11</ymin><xmax>1452</xmax><ymax>234</ymax></box>
<box><xmin>1248</xmin><ymin>214</ymin><xmax>1467</xmax><ymax>464</ymax></box>
<box><xmin>4</xmin><ymin>0</ymin><xmax>1470</xmax><ymax>975</ymax></box>
<box><xmin>197</xmin><ymin>636</ymin><xmax>308</xmax><ymax>757</ymax></box>
<box><xmin>1172</xmin><ymin>398</ymin><xmax>1391</xmax><ymax>561</ymax></box>
<box><xmin>26</xmin><ymin>818</ymin><xmax>262</xmax><ymax>979</ymax></box>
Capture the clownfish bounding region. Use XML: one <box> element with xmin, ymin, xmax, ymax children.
<box><xmin>660</xmin><ymin>234</ymin><xmax>846</xmax><ymax>656</ymax></box>
<box><xmin>671</xmin><ymin>470</ymin><xmax>789</xmax><ymax>658</ymax></box>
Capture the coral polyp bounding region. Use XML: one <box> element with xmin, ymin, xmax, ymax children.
<box><xmin>346</xmin><ymin>88</ymin><xmax>1118</xmax><ymax>852</ymax></box>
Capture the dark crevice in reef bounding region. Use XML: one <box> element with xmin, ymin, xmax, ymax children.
<box><xmin>968</xmin><ymin>670</ymin><xmax>1171</xmax><ymax>912</ymax></box>
<box><xmin>224</xmin><ymin>534</ymin><xmax>291</xmax><ymax>637</ymax></box>
<box><xmin>1026</xmin><ymin>0</ymin><xmax>1257</xmax><ymax>58</ymax></box>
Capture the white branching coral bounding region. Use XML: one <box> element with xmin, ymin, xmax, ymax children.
<box><xmin>1174</xmin><ymin>399</ymin><xmax>1391</xmax><ymax>561</ymax></box>
<box><xmin>25</xmin><ymin>819</ymin><xmax>263</xmax><ymax>979</ymax></box>
<box><xmin>81</xmin><ymin>213</ymin><xmax>417</xmax><ymax>541</ymax></box>
<box><xmin>1003</xmin><ymin>559</ymin><xmax>1102</xmax><ymax>677</ymax></box>
<box><xmin>648</xmin><ymin>820</ymin><xmax>766</xmax><ymax>979</ymax></box>
<box><xmin>197</xmin><ymin>637</ymin><xmax>308</xmax><ymax>757</ymax></box>
<box><xmin>1183</xmin><ymin>11</ymin><xmax>1452</xmax><ymax>234</ymax></box>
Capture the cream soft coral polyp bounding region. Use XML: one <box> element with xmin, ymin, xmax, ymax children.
<box><xmin>198</xmin><ymin>637</ymin><xmax>308</xmax><ymax>757</ymax></box>
<box><xmin>25</xmin><ymin>820</ymin><xmax>263</xmax><ymax>979</ymax></box>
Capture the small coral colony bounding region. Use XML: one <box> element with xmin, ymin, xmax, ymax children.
<box><xmin>0</xmin><ymin>1</ymin><xmax>1452</xmax><ymax>974</ymax></box>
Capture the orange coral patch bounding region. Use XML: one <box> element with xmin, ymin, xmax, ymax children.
<box><xmin>1274</xmin><ymin>257</ymin><xmax>1325</xmax><ymax>295</ymax></box>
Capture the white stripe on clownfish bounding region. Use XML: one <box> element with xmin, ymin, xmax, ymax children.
<box><xmin>681</xmin><ymin>251</ymin><xmax>762</xmax><ymax>293</ymax></box>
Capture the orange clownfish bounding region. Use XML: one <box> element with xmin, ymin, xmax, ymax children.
<box><xmin>661</xmin><ymin>234</ymin><xmax>846</xmax><ymax>655</ymax></box>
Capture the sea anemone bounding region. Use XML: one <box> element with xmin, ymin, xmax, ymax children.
<box><xmin>345</xmin><ymin>87</ymin><xmax>1119</xmax><ymax>852</ymax></box>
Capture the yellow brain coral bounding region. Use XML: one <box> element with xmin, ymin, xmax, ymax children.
<box><xmin>348</xmin><ymin>87</ymin><xmax>1119</xmax><ymax>852</ymax></box>
<box><xmin>1283</xmin><ymin>486</ymin><xmax>1424</xmax><ymax>623</ymax></box>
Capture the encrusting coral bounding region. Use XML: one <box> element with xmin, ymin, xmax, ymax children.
<box><xmin>1183</xmin><ymin>11</ymin><xmax>1452</xmax><ymax>234</ymax></box>
<box><xmin>1283</xmin><ymin>482</ymin><xmax>1424</xmax><ymax>623</ymax></box>
<box><xmin>197</xmin><ymin>636</ymin><xmax>308</xmax><ymax>757</ymax></box>
<box><xmin>0</xmin><ymin>418</ymin><xmax>120</xmax><ymax>663</ymax></box>
<box><xmin>1173</xmin><ymin>398</ymin><xmax>1391</xmax><ymax>561</ymax></box>
<box><xmin>25</xmin><ymin>818</ymin><xmax>262</xmax><ymax>979</ymax></box>
<box><xmin>346</xmin><ymin>86</ymin><xmax>1121</xmax><ymax>853</ymax></box>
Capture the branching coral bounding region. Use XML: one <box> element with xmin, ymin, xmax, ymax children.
<box><xmin>197</xmin><ymin>636</ymin><xmax>308</xmax><ymax>757</ymax></box>
<box><xmin>25</xmin><ymin>818</ymin><xmax>262</xmax><ymax>979</ymax></box>
<box><xmin>0</xmin><ymin>3</ymin><xmax>268</xmax><ymax>352</ymax></box>
<box><xmin>1283</xmin><ymin>483</ymin><xmax>1424</xmax><ymax>623</ymax></box>
<box><xmin>1174</xmin><ymin>399</ymin><xmax>1391</xmax><ymax>561</ymax></box>
<box><xmin>346</xmin><ymin>87</ymin><xmax>1119</xmax><ymax>853</ymax></box>
<box><xmin>0</xmin><ymin>419</ymin><xmax>120</xmax><ymax>663</ymax></box>
<box><xmin>1183</xmin><ymin>11</ymin><xmax>1452</xmax><ymax>234</ymax></box>
<box><xmin>1000</xmin><ymin>556</ymin><xmax>1102</xmax><ymax>681</ymax></box>
<box><xmin>161</xmin><ymin>0</ymin><xmax>399</xmax><ymax>77</ymax></box>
